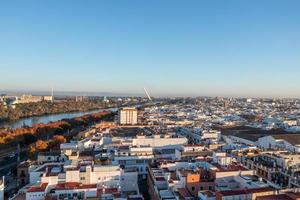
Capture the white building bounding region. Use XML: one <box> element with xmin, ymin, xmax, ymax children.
<box><xmin>259</xmin><ymin>152</ymin><xmax>300</xmax><ymax>169</ymax></box>
<box><xmin>132</xmin><ymin>135</ymin><xmax>187</xmax><ymax>148</ymax></box>
<box><xmin>113</xmin><ymin>146</ymin><xmax>154</xmax><ymax>179</ymax></box>
<box><xmin>53</xmin><ymin>183</ymin><xmax>97</xmax><ymax>199</ymax></box>
<box><xmin>202</xmin><ymin>130</ymin><xmax>221</xmax><ymax>141</ymax></box>
<box><xmin>258</xmin><ymin>134</ymin><xmax>300</xmax><ymax>152</ymax></box>
<box><xmin>0</xmin><ymin>177</ymin><xmax>4</xmax><ymax>200</ymax></box>
<box><xmin>119</xmin><ymin>107</ymin><xmax>138</xmax><ymax>125</ymax></box>
<box><xmin>212</xmin><ymin>152</ymin><xmax>235</xmax><ymax>166</ymax></box>
<box><xmin>26</xmin><ymin>183</ymin><xmax>48</xmax><ymax>200</ymax></box>
<box><xmin>120</xmin><ymin>168</ymin><xmax>139</xmax><ymax>192</ymax></box>
<box><xmin>26</xmin><ymin>161</ymin><xmax>139</xmax><ymax>200</ymax></box>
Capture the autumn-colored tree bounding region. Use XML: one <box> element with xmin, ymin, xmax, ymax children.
<box><xmin>28</xmin><ymin>140</ymin><xmax>49</xmax><ymax>158</ymax></box>
<box><xmin>53</xmin><ymin>135</ymin><xmax>66</xmax><ymax>144</ymax></box>
<box><xmin>28</xmin><ymin>143</ymin><xmax>36</xmax><ymax>158</ymax></box>
<box><xmin>0</xmin><ymin>111</ymin><xmax>113</xmax><ymax>149</ymax></box>
<box><xmin>48</xmin><ymin>135</ymin><xmax>67</xmax><ymax>150</ymax></box>
<box><xmin>35</xmin><ymin>140</ymin><xmax>48</xmax><ymax>150</ymax></box>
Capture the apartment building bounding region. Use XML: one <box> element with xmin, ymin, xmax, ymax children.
<box><xmin>119</xmin><ymin>107</ymin><xmax>138</xmax><ymax>125</ymax></box>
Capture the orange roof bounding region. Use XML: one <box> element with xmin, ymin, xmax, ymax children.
<box><xmin>213</xmin><ymin>163</ymin><xmax>248</xmax><ymax>172</ymax></box>
<box><xmin>218</xmin><ymin>187</ymin><xmax>274</xmax><ymax>196</ymax></box>
<box><xmin>256</xmin><ymin>194</ymin><xmax>293</xmax><ymax>200</ymax></box>
<box><xmin>97</xmin><ymin>187</ymin><xmax>120</xmax><ymax>198</ymax></box>
<box><xmin>55</xmin><ymin>182</ymin><xmax>96</xmax><ymax>190</ymax></box>
<box><xmin>27</xmin><ymin>183</ymin><xmax>48</xmax><ymax>193</ymax></box>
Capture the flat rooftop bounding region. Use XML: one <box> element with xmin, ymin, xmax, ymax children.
<box><xmin>221</xmin><ymin>126</ymin><xmax>299</xmax><ymax>142</ymax></box>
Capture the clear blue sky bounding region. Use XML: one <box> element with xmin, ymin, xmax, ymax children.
<box><xmin>0</xmin><ymin>1</ymin><xmax>300</xmax><ymax>97</ymax></box>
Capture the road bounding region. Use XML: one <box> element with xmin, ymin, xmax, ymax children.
<box><xmin>0</xmin><ymin>151</ymin><xmax>27</xmax><ymax>176</ymax></box>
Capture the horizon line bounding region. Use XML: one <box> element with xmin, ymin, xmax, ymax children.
<box><xmin>1</xmin><ymin>89</ymin><xmax>300</xmax><ymax>100</ymax></box>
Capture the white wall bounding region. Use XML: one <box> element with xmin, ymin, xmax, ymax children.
<box><xmin>54</xmin><ymin>188</ymin><xmax>97</xmax><ymax>199</ymax></box>
<box><xmin>258</xmin><ymin>136</ymin><xmax>300</xmax><ymax>152</ymax></box>
<box><xmin>229</xmin><ymin>136</ymin><xmax>255</xmax><ymax>146</ymax></box>
<box><xmin>121</xmin><ymin>171</ymin><xmax>138</xmax><ymax>192</ymax></box>
<box><xmin>89</xmin><ymin>165</ymin><xmax>121</xmax><ymax>187</ymax></box>
<box><xmin>66</xmin><ymin>170</ymin><xmax>80</xmax><ymax>183</ymax></box>
<box><xmin>215</xmin><ymin>170</ymin><xmax>254</xmax><ymax>179</ymax></box>
<box><xmin>26</xmin><ymin>192</ymin><xmax>45</xmax><ymax>200</ymax></box>
<box><xmin>37</xmin><ymin>155</ymin><xmax>60</xmax><ymax>163</ymax></box>
<box><xmin>41</xmin><ymin>176</ymin><xmax>58</xmax><ymax>186</ymax></box>
<box><xmin>119</xmin><ymin>109</ymin><xmax>138</xmax><ymax>125</ymax></box>
<box><xmin>30</xmin><ymin>172</ymin><xmax>43</xmax><ymax>184</ymax></box>
<box><xmin>132</xmin><ymin>137</ymin><xmax>187</xmax><ymax>148</ymax></box>
<box><xmin>258</xmin><ymin>136</ymin><xmax>276</xmax><ymax>149</ymax></box>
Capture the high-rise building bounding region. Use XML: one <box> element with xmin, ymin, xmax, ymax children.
<box><xmin>118</xmin><ymin>107</ymin><xmax>138</xmax><ymax>125</ymax></box>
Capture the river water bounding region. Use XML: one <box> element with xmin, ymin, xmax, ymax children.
<box><xmin>0</xmin><ymin>108</ymin><xmax>118</xmax><ymax>129</ymax></box>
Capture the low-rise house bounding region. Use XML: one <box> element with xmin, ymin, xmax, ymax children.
<box><xmin>258</xmin><ymin>134</ymin><xmax>300</xmax><ymax>152</ymax></box>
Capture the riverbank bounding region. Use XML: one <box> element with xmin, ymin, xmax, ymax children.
<box><xmin>0</xmin><ymin>110</ymin><xmax>115</xmax><ymax>149</ymax></box>
<box><xmin>0</xmin><ymin>100</ymin><xmax>115</xmax><ymax>122</ymax></box>
<box><xmin>0</xmin><ymin>107</ymin><xmax>118</xmax><ymax>129</ymax></box>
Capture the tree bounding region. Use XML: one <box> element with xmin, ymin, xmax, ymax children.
<box><xmin>35</xmin><ymin>140</ymin><xmax>48</xmax><ymax>150</ymax></box>
<box><xmin>28</xmin><ymin>140</ymin><xmax>48</xmax><ymax>159</ymax></box>
<box><xmin>53</xmin><ymin>135</ymin><xmax>66</xmax><ymax>144</ymax></box>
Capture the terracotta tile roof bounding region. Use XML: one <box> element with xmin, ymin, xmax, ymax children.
<box><xmin>55</xmin><ymin>182</ymin><xmax>96</xmax><ymax>190</ymax></box>
<box><xmin>97</xmin><ymin>187</ymin><xmax>120</xmax><ymax>198</ymax></box>
<box><xmin>218</xmin><ymin>187</ymin><xmax>274</xmax><ymax>196</ymax></box>
<box><xmin>213</xmin><ymin>163</ymin><xmax>248</xmax><ymax>172</ymax></box>
<box><xmin>27</xmin><ymin>183</ymin><xmax>48</xmax><ymax>193</ymax></box>
<box><xmin>256</xmin><ymin>194</ymin><xmax>293</xmax><ymax>200</ymax></box>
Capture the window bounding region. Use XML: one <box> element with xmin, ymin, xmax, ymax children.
<box><xmin>191</xmin><ymin>186</ymin><xmax>195</xmax><ymax>191</ymax></box>
<box><xmin>136</xmin><ymin>160</ymin><xmax>144</xmax><ymax>164</ymax></box>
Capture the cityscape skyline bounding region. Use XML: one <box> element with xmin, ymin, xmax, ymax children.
<box><xmin>1</xmin><ymin>1</ymin><xmax>300</xmax><ymax>98</ymax></box>
<box><xmin>2</xmin><ymin>89</ymin><xmax>300</xmax><ymax>99</ymax></box>
<box><xmin>2</xmin><ymin>2</ymin><xmax>300</xmax><ymax>199</ymax></box>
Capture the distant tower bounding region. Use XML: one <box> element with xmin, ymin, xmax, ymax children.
<box><xmin>51</xmin><ymin>87</ymin><xmax>54</xmax><ymax>103</ymax></box>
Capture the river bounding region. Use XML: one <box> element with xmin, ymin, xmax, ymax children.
<box><xmin>0</xmin><ymin>108</ymin><xmax>118</xmax><ymax>129</ymax></box>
